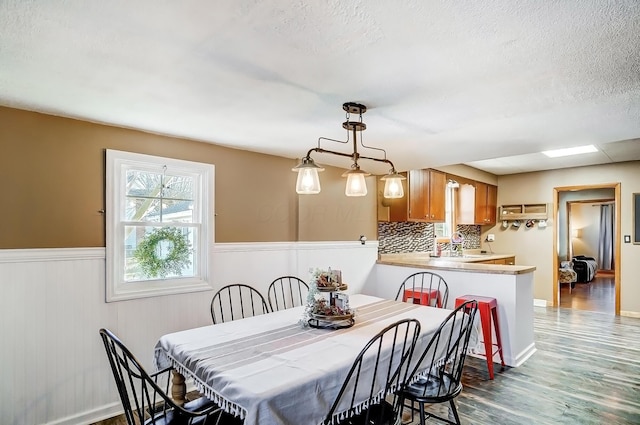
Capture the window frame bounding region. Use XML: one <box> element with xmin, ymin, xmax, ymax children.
<box><xmin>106</xmin><ymin>149</ymin><xmax>214</xmax><ymax>302</ymax></box>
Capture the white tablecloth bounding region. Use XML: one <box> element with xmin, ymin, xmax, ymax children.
<box><xmin>154</xmin><ymin>294</ymin><xmax>470</xmax><ymax>425</ymax></box>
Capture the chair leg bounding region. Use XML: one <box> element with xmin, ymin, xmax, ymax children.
<box><xmin>490</xmin><ymin>305</ymin><xmax>506</xmax><ymax>367</ymax></box>
<box><xmin>449</xmin><ymin>400</ymin><xmax>461</xmax><ymax>425</ymax></box>
<box><xmin>479</xmin><ymin>303</ymin><xmax>495</xmax><ymax>379</ymax></box>
<box><xmin>419</xmin><ymin>402</ymin><xmax>427</xmax><ymax>425</ymax></box>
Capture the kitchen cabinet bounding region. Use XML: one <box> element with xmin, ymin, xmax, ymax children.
<box><xmin>378</xmin><ymin>169</ymin><xmax>446</xmax><ymax>222</ymax></box>
<box><xmin>457</xmin><ymin>181</ymin><xmax>497</xmax><ymax>225</ymax></box>
<box><xmin>478</xmin><ymin>256</ymin><xmax>516</xmax><ymax>265</ymax></box>
<box><xmin>476</xmin><ymin>182</ymin><xmax>497</xmax><ymax>225</ymax></box>
<box><xmin>406</xmin><ymin>169</ymin><xmax>446</xmax><ymax>222</ymax></box>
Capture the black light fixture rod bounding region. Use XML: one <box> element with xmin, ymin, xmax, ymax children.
<box><xmin>305</xmin><ymin>147</ymin><xmax>396</xmax><ymax>171</ymax></box>
<box><xmin>351</xmin><ymin>125</ymin><xmax>360</xmax><ymax>166</ymax></box>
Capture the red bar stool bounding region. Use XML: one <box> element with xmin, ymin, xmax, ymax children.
<box><xmin>403</xmin><ymin>288</ymin><xmax>443</xmax><ymax>308</ymax></box>
<box><xmin>455</xmin><ymin>295</ymin><xmax>505</xmax><ymax>379</ymax></box>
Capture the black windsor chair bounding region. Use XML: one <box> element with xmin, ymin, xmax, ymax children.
<box><xmin>210</xmin><ymin>283</ymin><xmax>270</xmax><ymax>324</ymax></box>
<box><xmin>99</xmin><ymin>328</ymin><xmax>243</xmax><ymax>425</ymax></box>
<box><xmin>321</xmin><ymin>318</ymin><xmax>422</xmax><ymax>425</ymax></box>
<box><xmin>399</xmin><ymin>300</ymin><xmax>479</xmax><ymax>425</ymax></box>
<box><xmin>395</xmin><ymin>271</ymin><xmax>450</xmax><ymax>308</ymax></box>
<box><xmin>267</xmin><ymin>275</ymin><xmax>309</xmax><ymax>311</ymax></box>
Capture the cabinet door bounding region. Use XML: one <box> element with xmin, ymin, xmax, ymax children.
<box><xmin>427</xmin><ymin>170</ymin><xmax>446</xmax><ymax>222</ymax></box>
<box><xmin>475</xmin><ymin>182</ymin><xmax>498</xmax><ymax>225</ymax></box>
<box><xmin>474</xmin><ymin>182</ymin><xmax>489</xmax><ymax>224</ymax></box>
<box><xmin>408</xmin><ymin>169</ymin><xmax>428</xmax><ymax>221</ymax></box>
<box><xmin>485</xmin><ymin>184</ymin><xmax>497</xmax><ymax>225</ymax></box>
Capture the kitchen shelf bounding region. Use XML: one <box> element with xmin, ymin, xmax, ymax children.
<box><xmin>499</xmin><ymin>203</ymin><xmax>548</xmax><ymax>220</ymax></box>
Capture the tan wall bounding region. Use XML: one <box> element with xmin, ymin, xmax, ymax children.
<box><xmin>570</xmin><ymin>203</ymin><xmax>601</xmax><ymax>260</ymax></box>
<box><xmin>298</xmin><ymin>167</ymin><xmax>377</xmax><ymax>241</ymax></box>
<box><xmin>0</xmin><ymin>106</ymin><xmax>375</xmax><ymax>248</ymax></box>
<box><xmin>435</xmin><ymin>164</ymin><xmax>498</xmax><ymax>186</ymax></box>
<box><xmin>482</xmin><ymin>162</ymin><xmax>640</xmax><ymax>314</ymax></box>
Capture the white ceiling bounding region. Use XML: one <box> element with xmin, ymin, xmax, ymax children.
<box><xmin>1</xmin><ymin>1</ymin><xmax>640</xmax><ymax>175</ymax></box>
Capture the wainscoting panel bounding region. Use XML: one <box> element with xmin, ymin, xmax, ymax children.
<box><xmin>0</xmin><ymin>243</ymin><xmax>379</xmax><ymax>425</ymax></box>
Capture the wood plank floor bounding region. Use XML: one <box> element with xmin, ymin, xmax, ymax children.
<box><xmin>95</xmin><ymin>304</ymin><xmax>640</xmax><ymax>425</ymax></box>
<box><xmin>559</xmin><ymin>274</ymin><xmax>615</xmax><ymax>314</ymax></box>
<box><xmin>406</xmin><ymin>306</ymin><xmax>640</xmax><ymax>424</ymax></box>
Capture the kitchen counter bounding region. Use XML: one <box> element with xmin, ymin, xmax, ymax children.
<box><xmin>378</xmin><ymin>252</ymin><xmax>535</xmax><ymax>275</ymax></box>
<box><xmin>371</xmin><ymin>252</ymin><xmax>537</xmax><ymax>367</ymax></box>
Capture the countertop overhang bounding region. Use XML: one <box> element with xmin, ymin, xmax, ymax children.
<box><xmin>378</xmin><ymin>253</ymin><xmax>536</xmax><ymax>275</ymax></box>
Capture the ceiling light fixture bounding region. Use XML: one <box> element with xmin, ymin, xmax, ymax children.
<box><xmin>541</xmin><ymin>145</ymin><xmax>598</xmax><ymax>158</ymax></box>
<box><xmin>292</xmin><ymin>102</ymin><xmax>405</xmax><ymax>198</ymax></box>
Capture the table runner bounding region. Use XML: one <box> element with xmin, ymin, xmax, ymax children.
<box><xmin>154</xmin><ymin>294</ymin><xmax>464</xmax><ymax>425</ymax></box>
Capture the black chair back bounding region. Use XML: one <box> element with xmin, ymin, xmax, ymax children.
<box><xmin>322</xmin><ymin>318</ymin><xmax>422</xmax><ymax>425</ymax></box>
<box><xmin>395</xmin><ymin>271</ymin><xmax>450</xmax><ymax>308</ymax></box>
<box><xmin>267</xmin><ymin>276</ymin><xmax>309</xmax><ymax>311</ymax></box>
<box><xmin>401</xmin><ymin>300</ymin><xmax>479</xmax><ymax>425</ymax></box>
<box><xmin>99</xmin><ymin>328</ymin><xmax>230</xmax><ymax>425</ymax></box>
<box><xmin>210</xmin><ymin>283</ymin><xmax>270</xmax><ymax>324</ymax></box>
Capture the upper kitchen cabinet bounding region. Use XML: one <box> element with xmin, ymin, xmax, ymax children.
<box><xmin>406</xmin><ymin>169</ymin><xmax>446</xmax><ymax>222</ymax></box>
<box><xmin>456</xmin><ymin>180</ymin><xmax>498</xmax><ymax>225</ymax></box>
<box><xmin>378</xmin><ymin>169</ymin><xmax>446</xmax><ymax>222</ymax></box>
<box><xmin>476</xmin><ymin>181</ymin><xmax>498</xmax><ymax>225</ymax></box>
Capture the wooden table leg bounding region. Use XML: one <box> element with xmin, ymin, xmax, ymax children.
<box><xmin>171</xmin><ymin>370</ymin><xmax>186</xmax><ymax>406</ymax></box>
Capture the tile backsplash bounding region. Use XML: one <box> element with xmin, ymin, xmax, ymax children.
<box><xmin>377</xmin><ymin>221</ymin><xmax>480</xmax><ymax>254</ymax></box>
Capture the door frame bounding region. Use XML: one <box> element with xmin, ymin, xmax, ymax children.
<box><xmin>552</xmin><ymin>183</ymin><xmax>621</xmax><ymax>314</ymax></box>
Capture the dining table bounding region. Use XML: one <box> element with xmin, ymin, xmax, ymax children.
<box><xmin>154</xmin><ymin>294</ymin><xmax>475</xmax><ymax>425</ymax></box>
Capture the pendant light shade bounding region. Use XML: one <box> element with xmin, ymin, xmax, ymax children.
<box><xmin>292</xmin><ymin>157</ymin><xmax>324</xmax><ymax>194</ymax></box>
<box><xmin>380</xmin><ymin>171</ymin><xmax>406</xmax><ymax>198</ymax></box>
<box><xmin>342</xmin><ymin>167</ymin><xmax>370</xmax><ymax>197</ymax></box>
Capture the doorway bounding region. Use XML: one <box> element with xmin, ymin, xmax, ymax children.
<box><xmin>553</xmin><ymin>184</ymin><xmax>621</xmax><ymax>315</ymax></box>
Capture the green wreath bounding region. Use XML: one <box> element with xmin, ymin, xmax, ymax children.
<box><xmin>133</xmin><ymin>227</ymin><xmax>192</xmax><ymax>278</ymax></box>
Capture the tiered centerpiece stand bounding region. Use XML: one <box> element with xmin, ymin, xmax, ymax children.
<box><xmin>308</xmin><ymin>284</ymin><xmax>354</xmax><ymax>329</ymax></box>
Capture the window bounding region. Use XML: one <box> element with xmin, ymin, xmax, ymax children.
<box><xmin>106</xmin><ymin>150</ymin><xmax>214</xmax><ymax>302</ymax></box>
<box><xmin>434</xmin><ymin>182</ymin><xmax>457</xmax><ymax>240</ymax></box>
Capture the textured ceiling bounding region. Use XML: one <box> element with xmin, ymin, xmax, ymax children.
<box><xmin>1</xmin><ymin>1</ymin><xmax>639</xmax><ymax>175</ymax></box>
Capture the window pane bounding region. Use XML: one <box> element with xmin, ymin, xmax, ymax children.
<box><xmin>126</xmin><ymin>198</ymin><xmax>162</xmax><ymax>221</ymax></box>
<box><xmin>124</xmin><ymin>225</ymin><xmax>197</xmax><ymax>282</ymax></box>
<box><xmin>162</xmin><ymin>174</ymin><xmax>194</xmax><ymax>200</ymax></box>
<box><xmin>161</xmin><ymin>199</ymin><xmax>194</xmax><ymax>223</ymax></box>
<box><xmin>125</xmin><ymin>198</ymin><xmax>194</xmax><ymax>222</ymax></box>
<box><xmin>126</xmin><ymin>170</ymin><xmax>163</xmax><ymax>197</ymax></box>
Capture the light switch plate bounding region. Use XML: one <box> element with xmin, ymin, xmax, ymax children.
<box><xmin>624</xmin><ymin>235</ymin><xmax>631</xmax><ymax>243</ymax></box>
<box><xmin>486</xmin><ymin>234</ymin><xmax>495</xmax><ymax>242</ymax></box>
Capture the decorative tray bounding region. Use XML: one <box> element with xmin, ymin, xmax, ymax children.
<box><xmin>310</xmin><ymin>312</ymin><xmax>354</xmax><ymax>321</ymax></box>
<box><xmin>308</xmin><ymin>312</ymin><xmax>354</xmax><ymax>329</ymax></box>
<box><xmin>315</xmin><ymin>284</ymin><xmax>348</xmax><ymax>292</ymax></box>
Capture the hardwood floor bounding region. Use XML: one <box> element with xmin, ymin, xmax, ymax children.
<box><xmin>95</xmin><ymin>304</ymin><xmax>640</xmax><ymax>425</ymax></box>
<box><xmin>408</xmin><ymin>306</ymin><xmax>640</xmax><ymax>424</ymax></box>
<box><xmin>559</xmin><ymin>273</ymin><xmax>615</xmax><ymax>314</ymax></box>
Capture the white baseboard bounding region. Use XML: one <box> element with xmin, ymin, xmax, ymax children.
<box><xmin>533</xmin><ymin>298</ymin><xmax>548</xmax><ymax>307</ymax></box>
<box><xmin>46</xmin><ymin>402</ymin><xmax>121</xmax><ymax>425</ymax></box>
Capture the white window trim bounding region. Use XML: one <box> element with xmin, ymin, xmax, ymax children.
<box><xmin>105</xmin><ymin>149</ymin><xmax>214</xmax><ymax>302</ymax></box>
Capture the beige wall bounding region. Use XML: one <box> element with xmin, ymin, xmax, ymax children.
<box><xmin>435</xmin><ymin>164</ymin><xmax>498</xmax><ymax>185</ymax></box>
<box><xmin>571</xmin><ymin>203</ymin><xmax>601</xmax><ymax>260</ymax></box>
<box><xmin>298</xmin><ymin>167</ymin><xmax>377</xmax><ymax>241</ymax></box>
<box><xmin>483</xmin><ymin>162</ymin><xmax>640</xmax><ymax>314</ymax></box>
<box><xmin>558</xmin><ymin>188</ymin><xmax>615</xmax><ymax>260</ymax></box>
<box><xmin>0</xmin><ymin>106</ymin><xmax>374</xmax><ymax>248</ymax></box>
